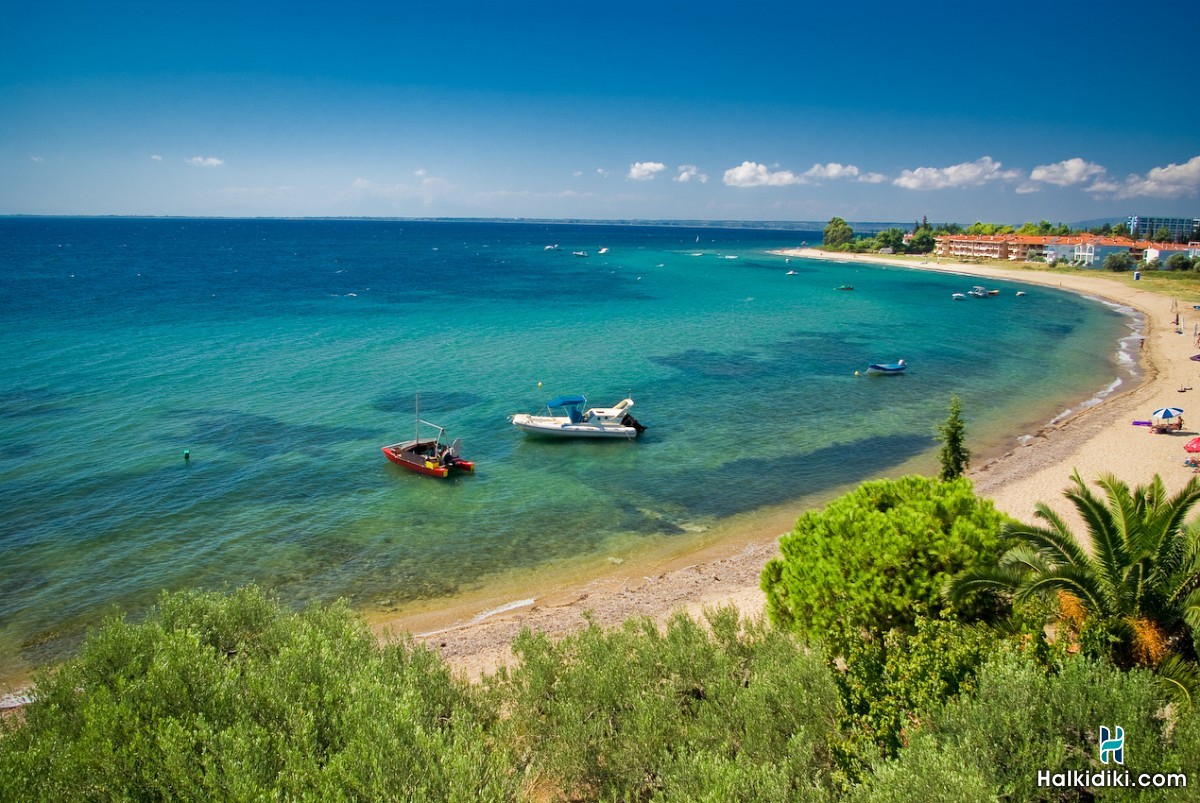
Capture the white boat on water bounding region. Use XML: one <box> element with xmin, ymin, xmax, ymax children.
<box><xmin>510</xmin><ymin>395</ymin><xmax>646</xmax><ymax>439</ymax></box>
<box><xmin>866</xmin><ymin>359</ymin><xmax>907</xmax><ymax>375</ymax></box>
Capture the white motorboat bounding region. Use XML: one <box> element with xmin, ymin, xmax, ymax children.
<box><xmin>509</xmin><ymin>395</ymin><xmax>646</xmax><ymax>439</ymax></box>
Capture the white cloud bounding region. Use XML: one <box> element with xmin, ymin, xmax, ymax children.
<box><xmin>722</xmin><ymin>161</ymin><xmax>802</xmax><ymax>187</ymax></box>
<box><xmin>186</xmin><ymin>156</ymin><xmax>224</xmax><ymax>168</ymax></box>
<box><xmin>628</xmin><ymin>161</ymin><xmax>666</xmax><ymax>180</ymax></box>
<box><xmin>675</xmin><ymin>164</ymin><xmax>708</xmax><ymax>183</ymax></box>
<box><xmin>803</xmin><ymin>162</ymin><xmax>859</xmax><ymax>181</ymax></box>
<box><xmin>596</xmin><ymin>168</ymin><xmax>610</xmax><ymax>178</ymax></box>
<box><xmin>893</xmin><ymin>156</ymin><xmax>1019</xmax><ymax>190</ymax></box>
<box><xmin>30</xmin><ymin>156</ymin><xmax>44</xmax><ymax>163</ymax></box>
<box><xmin>1029</xmin><ymin>157</ymin><xmax>1106</xmax><ymax>187</ymax></box>
<box><xmin>1086</xmin><ymin>178</ymin><xmax>1122</xmax><ymax>194</ymax></box>
<box><xmin>150</xmin><ymin>154</ymin><xmax>163</xmax><ymax>162</ymax></box>
<box><xmin>724</xmin><ymin>160</ymin><xmax>880</xmax><ymax>187</ymax></box>
<box><xmin>1116</xmin><ymin>155</ymin><xmax>1200</xmax><ymax>199</ymax></box>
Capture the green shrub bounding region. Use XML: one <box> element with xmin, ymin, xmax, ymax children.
<box><xmin>762</xmin><ymin>476</ymin><xmax>1008</xmax><ymax>638</ymax></box>
<box><xmin>873</xmin><ymin>650</ymin><xmax>1197</xmax><ymax>801</ymax></box>
<box><xmin>0</xmin><ymin>586</ymin><xmax>514</xmax><ymax>801</ymax></box>
<box><xmin>493</xmin><ymin>607</ymin><xmax>843</xmax><ymax>801</ymax></box>
<box><xmin>830</xmin><ymin>615</ymin><xmax>1006</xmax><ymax>762</ymax></box>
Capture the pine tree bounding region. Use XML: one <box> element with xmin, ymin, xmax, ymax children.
<box><xmin>938</xmin><ymin>395</ymin><xmax>970</xmax><ymax>480</ymax></box>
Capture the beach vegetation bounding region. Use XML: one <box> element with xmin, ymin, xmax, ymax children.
<box><xmin>908</xmin><ymin>228</ymin><xmax>936</xmax><ymax>253</ymax></box>
<box><xmin>0</xmin><ymin>585</ymin><xmax>514</xmax><ymax>801</ymax></box>
<box><xmin>948</xmin><ymin>472</ymin><xmax>1200</xmax><ymax>703</ymax></box>
<box><xmin>1166</xmin><ymin>253</ymin><xmax>1194</xmax><ymax>271</ymax></box>
<box><xmin>828</xmin><ymin>615</ymin><xmax>1004</xmax><ymax>761</ymax></box>
<box><xmin>854</xmin><ymin>650</ymin><xmax>1195</xmax><ymax>802</ymax></box>
<box><xmin>3</xmin><ymin>584</ymin><xmax>1200</xmax><ymax>800</ymax></box>
<box><xmin>493</xmin><ymin>607</ymin><xmax>844</xmax><ymax>801</ymax></box>
<box><xmin>936</xmin><ymin>394</ymin><xmax>970</xmax><ymax>481</ymax></box>
<box><xmin>761</xmin><ymin>476</ymin><xmax>1008</xmax><ymax>640</ymax></box>
<box><xmin>823</xmin><ymin>216</ymin><xmax>855</xmax><ymax>249</ymax></box>
<box><xmin>1016</xmin><ymin>220</ymin><xmax>1073</xmax><ymax>236</ymax></box>
<box><xmin>1103</xmin><ymin>251</ymin><xmax>1134</xmax><ymax>272</ymax></box>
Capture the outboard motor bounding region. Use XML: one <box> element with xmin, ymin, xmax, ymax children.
<box><xmin>621</xmin><ymin>413</ymin><xmax>646</xmax><ymax>434</ymax></box>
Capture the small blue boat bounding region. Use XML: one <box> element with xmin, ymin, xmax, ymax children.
<box><xmin>866</xmin><ymin>359</ymin><xmax>907</xmax><ymax>375</ymax></box>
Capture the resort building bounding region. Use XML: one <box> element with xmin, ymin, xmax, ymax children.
<box><xmin>933</xmin><ymin>234</ymin><xmax>1193</xmax><ymax>267</ymax></box>
<box><xmin>1128</xmin><ymin>215</ymin><xmax>1200</xmax><ymax>242</ymax></box>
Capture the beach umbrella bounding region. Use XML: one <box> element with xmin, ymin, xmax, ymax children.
<box><xmin>1185</xmin><ymin>437</ymin><xmax>1200</xmax><ymax>453</ymax></box>
<box><xmin>1152</xmin><ymin>407</ymin><xmax>1184</xmax><ymax>419</ymax></box>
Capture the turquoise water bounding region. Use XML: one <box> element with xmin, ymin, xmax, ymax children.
<box><xmin>0</xmin><ymin>218</ymin><xmax>1136</xmax><ymax>679</ymax></box>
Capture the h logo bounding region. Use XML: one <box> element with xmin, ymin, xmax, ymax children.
<box><xmin>1099</xmin><ymin>726</ymin><xmax>1124</xmax><ymax>765</ymax></box>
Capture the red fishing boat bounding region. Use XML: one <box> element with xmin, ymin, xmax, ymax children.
<box><xmin>382</xmin><ymin>396</ymin><xmax>475</xmax><ymax>478</ymax></box>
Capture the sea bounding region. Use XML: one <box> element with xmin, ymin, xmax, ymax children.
<box><xmin>0</xmin><ymin>217</ymin><xmax>1139</xmax><ymax>682</ymax></box>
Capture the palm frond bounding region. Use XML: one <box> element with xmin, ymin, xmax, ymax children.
<box><xmin>1014</xmin><ymin>568</ymin><xmax>1109</xmax><ymax>618</ymax></box>
<box><xmin>1003</xmin><ymin>515</ymin><xmax>1091</xmax><ymax>569</ymax></box>
<box><xmin>1152</xmin><ymin>654</ymin><xmax>1199</xmax><ymax>710</ymax></box>
<box><xmin>997</xmin><ymin>544</ymin><xmax>1054</xmax><ymax>575</ymax></box>
<box><xmin>944</xmin><ymin>566</ymin><xmax>1026</xmax><ymax>606</ymax></box>
<box><xmin>1072</xmin><ymin>472</ymin><xmax>1133</xmax><ymax>602</ymax></box>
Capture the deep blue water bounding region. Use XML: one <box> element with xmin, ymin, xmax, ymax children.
<box><xmin>0</xmin><ymin>218</ymin><xmax>1137</xmax><ymax>679</ymax></box>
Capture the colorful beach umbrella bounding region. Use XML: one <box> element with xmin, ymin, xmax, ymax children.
<box><xmin>1153</xmin><ymin>407</ymin><xmax>1184</xmax><ymax>419</ymax></box>
<box><xmin>1185</xmin><ymin>437</ymin><xmax>1200</xmax><ymax>453</ymax></box>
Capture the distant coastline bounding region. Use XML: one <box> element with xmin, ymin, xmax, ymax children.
<box><xmin>0</xmin><ymin>214</ymin><xmax>902</xmax><ymax>235</ymax></box>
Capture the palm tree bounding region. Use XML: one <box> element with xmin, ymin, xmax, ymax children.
<box><xmin>948</xmin><ymin>472</ymin><xmax>1200</xmax><ymax>701</ymax></box>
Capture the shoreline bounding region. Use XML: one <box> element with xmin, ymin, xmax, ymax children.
<box><xmin>365</xmin><ymin>250</ymin><xmax>1197</xmax><ymax>681</ymax></box>
<box><xmin>4</xmin><ymin>250</ymin><xmax>1190</xmax><ymax>700</ymax></box>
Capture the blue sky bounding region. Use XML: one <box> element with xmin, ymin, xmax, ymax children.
<box><xmin>3</xmin><ymin>0</ymin><xmax>1199</xmax><ymax>224</ymax></box>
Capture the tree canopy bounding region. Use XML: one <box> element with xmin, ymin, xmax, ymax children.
<box><xmin>761</xmin><ymin>476</ymin><xmax>1008</xmax><ymax>638</ymax></box>
<box><xmin>823</xmin><ymin>216</ymin><xmax>855</xmax><ymax>249</ymax></box>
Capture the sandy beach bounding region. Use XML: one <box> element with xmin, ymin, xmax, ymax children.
<box><xmin>365</xmin><ymin>249</ymin><xmax>1200</xmax><ymax>682</ymax></box>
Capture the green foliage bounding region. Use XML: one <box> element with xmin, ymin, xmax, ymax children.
<box><xmin>1017</xmin><ymin>220</ymin><xmax>1071</xmax><ymax>237</ymax></box>
<box><xmin>873</xmin><ymin>228</ymin><xmax>906</xmax><ymax>252</ymax></box>
<box><xmin>1104</xmin><ymin>251</ymin><xmax>1133</xmax><ymax>272</ymax></box>
<box><xmin>762</xmin><ymin>476</ymin><xmax>1008</xmax><ymax>639</ymax></box>
<box><xmin>878</xmin><ymin>650</ymin><xmax>1194</xmax><ymax>802</ymax></box>
<box><xmin>937</xmin><ymin>394</ymin><xmax>971</xmax><ymax>480</ymax></box>
<box><xmin>493</xmin><ymin>607</ymin><xmax>842</xmax><ymax>802</ymax></box>
<box><xmin>0</xmin><ymin>586</ymin><xmax>514</xmax><ymax>801</ymax></box>
<box><xmin>966</xmin><ymin>221</ymin><xmax>1015</xmax><ymax>236</ymax></box>
<box><xmin>823</xmin><ymin>216</ymin><xmax>854</xmax><ymax>249</ymax></box>
<box><xmin>1166</xmin><ymin>253</ymin><xmax>1194</xmax><ymax>272</ymax></box>
<box><xmin>829</xmin><ymin>616</ymin><xmax>1005</xmax><ymax>761</ymax></box>
<box><xmin>2</xmin><ymin>583</ymin><xmax>1197</xmax><ymax>802</ymax></box>
<box><xmin>909</xmin><ymin>228</ymin><xmax>936</xmax><ymax>253</ymax></box>
<box><xmin>949</xmin><ymin>473</ymin><xmax>1200</xmax><ymax>701</ymax></box>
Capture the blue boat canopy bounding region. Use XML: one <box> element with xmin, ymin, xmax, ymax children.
<box><xmin>546</xmin><ymin>395</ymin><xmax>587</xmax><ymax>408</ymax></box>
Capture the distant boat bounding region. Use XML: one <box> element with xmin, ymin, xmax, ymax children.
<box><xmin>866</xmin><ymin>359</ymin><xmax>907</xmax><ymax>375</ymax></box>
<box><xmin>510</xmin><ymin>395</ymin><xmax>645</xmax><ymax>439</ymax></box>
<box><xmin>382</xmin><ymin>397</ymin><xmax>475</xmax><ymax>478</ymax></box>
<box><xmin>987</xmin><ymin>289</ymin><xmax>1000</xmax><ymax>296</ymax></box>
<box><xmin>598</xmin><ymin>247</ymin><xmax>609</xmax><ymax>254</ymax></box>
<box><xmin>836</xmin><ymin>285</ymin><xmax>854</xmax><ymax>291</ymax></box>
<box><xmin>543</xmin><ymin>244</ymin><xmax>559</xmax><ymax>251</ymax></box>
<box><xmin>1017</xmin><ymin>291</ymin><xmax>1027</xmax><ymax>297</ymax></box>
<box><xmin>786</xmin><ymin>270</ymin><xmax>798</xmax><ymax>275</ymax></box>
<box><xmin>968</xmin><ymin>286</ymin><xmax>988</xmax><ymax>298</ymax></box>
<box><xmin>952</xmin><ymin>292</ymin><xmax>967</xmax><ymax>301</ymax></box>
<box><xmin>572</xmin><ymin>250</ymin><xmax>588</xmax><ymax>257</ymax></box>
